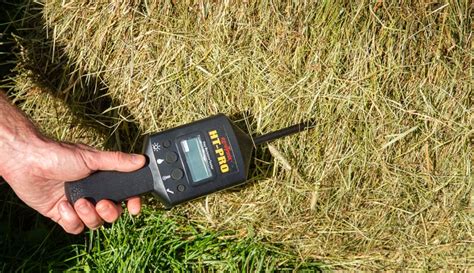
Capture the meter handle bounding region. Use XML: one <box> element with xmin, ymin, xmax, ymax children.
<box><xmin>65</xmin><ymin>166</ymin><xmax>154</xmax><ymax>205</ymax></box>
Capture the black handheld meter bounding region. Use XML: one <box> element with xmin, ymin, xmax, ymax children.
<box><xmin>65</xmin><ymin>114</ymin><xmax>314</xmax><ymax>208</ymax></box>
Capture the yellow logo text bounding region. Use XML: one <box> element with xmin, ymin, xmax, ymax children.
<box><xmin>209</xmin><ymin>130</ymin><xmax>230</xmax><ymax>173</ymax></box>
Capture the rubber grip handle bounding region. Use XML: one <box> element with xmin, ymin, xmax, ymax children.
<box><xmin>65</xmin><ymin>167</ymin><xmax>154</xmax><ymax>205</ymax></box>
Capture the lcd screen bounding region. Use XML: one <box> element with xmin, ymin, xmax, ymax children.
<box><xmin>180</xmin><ymin>135</ymin><xmax>213</xmax><ymax>183</ymax></box>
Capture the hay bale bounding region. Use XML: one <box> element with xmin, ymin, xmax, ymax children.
<box><xmin>14</xmin><ymin>0</ymin><xmax>474</xmax><ymax>269</ymax></box>
<box><xmin>3</xmin><ymin>4</ymin><xmax>107</xmax><ymax>147</ymax></box>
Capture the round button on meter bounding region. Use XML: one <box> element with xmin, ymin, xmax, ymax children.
<box><xmin>171</xmin><ymin>168</ymin><xmax>184</xmax><ymax>180</ymax></box>
<box><xmin>177</xmin><ymin>184</ymin><xmax>186</xmax><ymax>192</ymax></box>
<box><xmin>165</xmin><ymin>152</ymin><xmax>178</xmax><ymax>163</ymax></box>
<box><xmin>163</xmin><ymin>140</ymin><xmax>172</xmax><ymax>148</ymax></box>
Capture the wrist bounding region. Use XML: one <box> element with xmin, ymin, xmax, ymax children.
<box><xmin>0</xmin><ymin>131</ymin><xmax>45</xmax><ymax>178</ymax></box>
<box><xmin>0</xmin><ymin>94</ymin><xmax>46</xmax><ymax>178</ymax></box>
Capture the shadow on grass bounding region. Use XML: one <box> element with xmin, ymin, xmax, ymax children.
<box><xmin>227</xmin><ymin>111</ymin><xmax>275</xmax><ymax>191</ymax></box>
<box><xmin>1</xmin><ymin>1</ymin><xmax>144</xmax><ymax>153</ymax></box>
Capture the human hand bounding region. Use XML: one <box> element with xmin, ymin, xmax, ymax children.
<box><xmin>1</xmin><ymin>137</ymin><xmax>146</xmax><ymax>234</ymax></box>
<box><xmin>0</xmin><ymin>91</ymin><xmax>145</xmax><ymax>234</ymax></box>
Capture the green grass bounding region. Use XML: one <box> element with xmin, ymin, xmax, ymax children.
<box><xmin>0</xmin><ymin>190</ymin><xmax>322</xmax><ymax>272</ymax></box>
<box><xmin>1</xmin><ymin>0</ymin><xmax>473</xmax><ymax>270</ymax></box>
<box><xmin>66</xmin><ymin>207</ymin><xmax>322</xmax><ymax>272</ymax></box>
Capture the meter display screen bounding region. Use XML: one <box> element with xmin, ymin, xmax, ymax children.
<box><xmin>180</xmin><ymin>135</ymin><xmax>213</xmax><ymax>183</ymax></box>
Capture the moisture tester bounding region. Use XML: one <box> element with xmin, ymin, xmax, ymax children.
<box><xmin>65</xmin><ymin>114</ymin><xmax>314</xmax><ymax>208</ymax></box>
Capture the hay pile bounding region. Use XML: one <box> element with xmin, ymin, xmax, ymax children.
<box><xmin>10</xmin><ymin>1</ymin><xmax>473</xmax><ymax>269</ymax></box>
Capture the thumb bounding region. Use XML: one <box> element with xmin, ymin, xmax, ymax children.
<box><xmin>80</xmin><ymin>149</ymin><xmax>146</xmax><ymax>172</ymax></box>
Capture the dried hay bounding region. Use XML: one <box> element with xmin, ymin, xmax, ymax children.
<box><xmin>8</xmin><ymin>0</ymin><xmax>473</xmax><ymax>270</ymax></box>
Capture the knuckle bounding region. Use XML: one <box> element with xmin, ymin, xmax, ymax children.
<box><xmin>103</xmin><ymin>209</ymin><xmax>119</xmax><ymax>223</ymax></box>
<box><xmin>111</xmin><ymin>151</ymin><xmax>127</xmax><ymax>163</ymax></box>
<box><xmin>104</xmin><ymin>216</ymin><xmax>117</xmax><ymax>224</ymax></box>
<box><xmin>88</xmin><ymin>221</ymin><xmax>104</xmax><ymax>230</ymax></box>
<box><xmin>96</xmin><ymin>209</ymin><xmax>112</xmax><ymax>222</ymax></box>
<box><xmin>63</xmin><ymin>222</ymin><xmax>84</xmax><ymax>235</ymax></box>
<box><xmin>76</xmin><ymin>143</ymin><xmax>94</xmax><ymax>151</ymax></box>
<box><xmin>78</xmin><ymin>149</ymin><xmax>98</xmax><ymax>171</ymax></box>
<box><xmin>70</xmin><ymin>225</ymin><xmax>84</xmax><ymax>235</ymax></box>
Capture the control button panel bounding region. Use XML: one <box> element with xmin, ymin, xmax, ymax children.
<box><xmin>150</xmin><ymin>137</ymin><xmax>189</xmax><ymax>200</ymax></box>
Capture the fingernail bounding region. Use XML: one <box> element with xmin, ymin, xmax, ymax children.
<box><xmin>77</xmin><ymin>203</ymin><xmax>90</xmax><ymax>214</ymax></box>
<box><xmin>131</xmin><ymin>154</ymin><xmax>143</xmax><ymax>164</ymax></box>
<box><xmin>59</xmin><ymin>202</ymin><xmax>69</xmax><ymax>213</ymax></box>
<box><xmin>97</xmin><ymin>203</ymin><xmax>110</xmax><ymax>214</ymax></box>
<box><xmin>129</xmin><ymin>207</ymin><xmax>140</xmax><ymax>215</ymax></box>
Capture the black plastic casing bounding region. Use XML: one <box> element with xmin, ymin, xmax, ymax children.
<box><xmin>65</xmin><ymin>114</ymin><xmax>254</xmax><ymax>208</ymax></box>
<box><xmin>147</xmin><ymin>114</ymin><xmax>254</xmax><ymax>208</ymax></box>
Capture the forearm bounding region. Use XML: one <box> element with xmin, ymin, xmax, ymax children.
<box><xmin>0</xmin><ymin>91</ymin><xmax>44</xmax><ymax>176</ymax></box>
